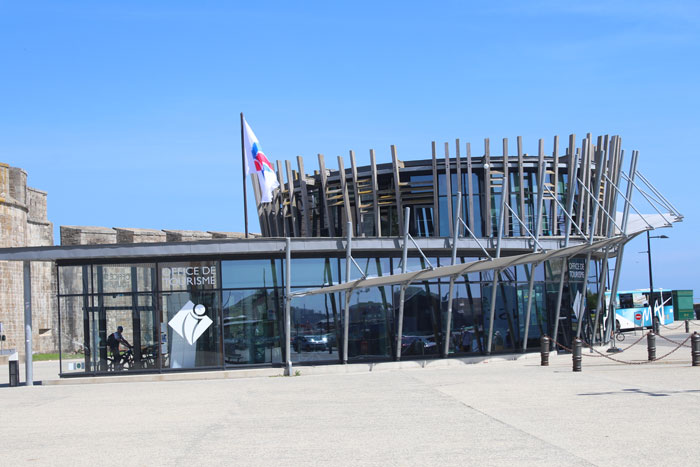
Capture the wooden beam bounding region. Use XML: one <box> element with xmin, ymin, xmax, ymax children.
<box><xmin>552</xmin><ymin>135</ymin><xmax>559</xmax><ymax>236</ymax></box>
<box><xmin>249</xmin><ymin>172</ymin><xmax>269</xmax><ymax>236</ymax></box>
<box><xmin>455</xmin><ymin>138</ymin><xmax>462</xmax><ymax>210</ymax></box>
<box><xmin>349</xmin><ymin>150</ymin><xmax>362</xmax><ymax>236</ymax></box>
<box><xmin>444</xmin><ymin>142</ymin><xmax>453</xmax><ymax>237</ymax></box>
<box><xmin>537</xmin><ymin>139</ymin><xmax>545</xmax><ymax>238</ymax></box>
<box><xmin>297</xmin><ymin>155</ymin><xmax>312</xmax><ymax>237</ymax></box>
<box><xmin>391</xmin><ymin>145</ymin><xmax>404</xmax><ymax>236</ymax></box>
<box><xmin>337</xmin><ymin>155</ymin><xmax>353</xmax><ymax>236</ymax></box>
<box><xmin>285</xmin><ymin>160</ymin><xmax>299</xmax><ymax>237</ymax></box>
<box><xmin>483</xmin><ymin>138</ymin><xmax>492</xmax><ymax>237</ymax></box>
<box><xmin>318</xmin><ymin>154</ymin><xmax>336</xmax><ymax>237</ymax></box>
<box><xmin>431</xmin><ymin>141</ymin><xmax>440</xmax><ymax>236</ymax></box>
<box><xmin>466</xmin><ymin>142</ymin><xmax>475</xmax><ymax>234</ymax></box>
<box><xmin>517</xmin><ymin>136</ymin><xmax>525</xmax><ymax>236</ymax></box>
<box><xmin>370</xmin><ymin>149</ymin><xmax>380</xmax><ymax>237</ymax></box>
<box><xmin>502</xmin><ymin>138</ymin><xmax>509</xmax><ymax>236</ymax></box>
<box><xmin>276</xmin><ymin>160</ymin><xmax>288</xmax><ymax>237</ymax></box>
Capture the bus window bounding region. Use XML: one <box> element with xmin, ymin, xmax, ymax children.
<box><xmin>662</xmin><ymin>291</ymin><xmax>672</xmax><ymax>305</ymax></box>
<box><xmin>619</xmin><ymin>293</ymin><xmax>634</xmax><ymax>309</ymax></box>
<box><xmin>633</xmin><ymin>293</ymin><xmax>647</xmax><ymax>308</ymax></box>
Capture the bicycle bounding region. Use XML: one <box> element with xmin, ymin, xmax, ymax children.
<box><xmin>107</xmin><ymin>347</ymin><xmax>135</xmax><ymax>371</ymax></box>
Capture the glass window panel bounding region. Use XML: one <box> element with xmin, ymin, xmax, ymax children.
<box><xmin>290</xmin><ymin>291</ymin><xmax>341</xmax><ymax>363</ymax></box>
<box><xmin>481</xmin><ymin>277</ymin><xmax>518</xmax><ymax>352</ymax></box>
<box><xmin>221</xmin><ymin>259</ymin><xmax>282</xmax><ymax>289</ymax></box>
<box><xmin>340</xmin><ymin>257</ymin><xmax>391</xmax><ymax>282</ymax></box>
<box><xmin>59</xmin><ymin>265</ymin><xmax>90</xmax><ymax>296</ymax></box>
<box><xmin>288</xmin><ymin>258</ymin><xmax>340</xmax><ymax>287</ymax></box>
<box><xmin>160</xmin><ymin>290</ymin><xmax>222</xmax><ymax>369</ymax></box>
<box><xmin>222</xmin><ymin>288</ymin><xmax>281</xmax><ymax>365</ymax></box>
<box><xmin>346</xmin><ymin>286</ymin><xmax>393</xmax><ymax>360</ymax></box>
<box><xmin>100</xmin><ymin>293</ymin><xmax>157</xmax><ymax>372</ymax></box>
<box><xmin>404</xmin><ymin>257</ymin><xmax>440</xmax><ymax>275</ymax></box>
<box><xmin>59</xmin><ymin>295</ymin><xmax>91</xmax><ymax>375</ymax></box>
<box><xmin>399</xmin><ymin>283</ymin><xmax>442</xmax><ymax>356</ymax></box>
<box><xmin>160</xmin><ymin>261</ymin><xmax>218</xmax><ymax>292</ymax></box>
<box><xmin>92</xmin><ymin>263</ymin><xmax>155</xmax><ymax>294</ymax></box>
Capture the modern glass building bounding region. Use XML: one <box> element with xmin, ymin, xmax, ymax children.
<box><xmin>0</xmin><ymin>133</ymin><xmax>682</xmax><ymax>378</ymax></box>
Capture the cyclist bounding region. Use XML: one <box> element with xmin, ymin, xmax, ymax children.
<box><xmin>107</xmin><ymin>326</ymin><xmax>133</xmax><ymax>370</ymax></box>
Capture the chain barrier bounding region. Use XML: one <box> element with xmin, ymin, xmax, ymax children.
<box><xmin>655</xmin><ymin>333</ymin><xmax>692</xmax><ymax>348</ymax></box>
<box><xmin>578</xmin><ymin>332</ymin><xmax>647</xmax><ymax>356</ymax></box>
<box><xmin>660</xmin><ymin>323</ymin><xmax>686</xmax><ymax>331</ymax></box>
<box><xmin>551</xmin><ymin>334</ymin><xmax>692</xmax><ymax>365</ymax></box>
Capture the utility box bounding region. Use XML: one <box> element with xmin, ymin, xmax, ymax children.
<box><xmin>672</xmin><ymin>290</ymin><xmax>695</xmax><ymax>321</ymax></box>
<box><xmin>8</xmin><ymin>351</ymin><xmax>19</xmax><ymax>387</ymax></box>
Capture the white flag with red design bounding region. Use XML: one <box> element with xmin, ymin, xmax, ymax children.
<box><xmin>242</xmin><ymin>118</ymin><xmax>279</xmax><ymax>203</ymax></box>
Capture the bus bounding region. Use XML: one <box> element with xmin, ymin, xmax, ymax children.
<box><xmin>605</xmin><ymin>288</ymin><xmax>674</xmax><ymax>331</ymax></box>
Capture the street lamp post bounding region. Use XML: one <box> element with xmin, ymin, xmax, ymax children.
<box><xmin>646</xmin><ymin>232</ymin><xmax>669</xmax><ymax>333</ymax></box>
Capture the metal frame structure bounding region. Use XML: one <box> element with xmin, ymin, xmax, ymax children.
<box><xmin>0</xmin><ymin>133</ymin><xmax>684</xmax><ymax>380</ymax></box>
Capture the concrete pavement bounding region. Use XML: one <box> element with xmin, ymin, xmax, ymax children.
<box><xmin>0</xmin><ymin>323</ymin><xmax>698</xmax><ymax>466</ymax></box>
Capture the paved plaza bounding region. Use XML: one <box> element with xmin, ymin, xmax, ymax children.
<box><xmin>1</xmin><ymin>324</ymin><xmax>699</xmax><ymax>466</ymax></box>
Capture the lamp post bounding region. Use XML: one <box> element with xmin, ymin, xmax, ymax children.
<box><xmin>646</xmin><ymin>232</ymin><xmax>669</xmax><ymax>333</ymax></box>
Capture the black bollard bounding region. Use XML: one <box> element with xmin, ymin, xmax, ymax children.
<box><xmin>540</xmin><ymin>335</ymin><xmax>550</xmax><ymax>366</ymax></box>
<box><xmin>686</xmin><ymin>320</ymin><xmax>690</xmax><ymax>334</ymax></box>
<box><xmin>647</xmin><ymin>331</ymin><xmax>656</xmax><ymax>361</ymax></box>
<box><xmin>572</xmin><ymin>338</ymin><xmax>582</xmax><ymax>372</ymax></box>
<box><xmin>692</xmin><ymin>332</ymin><xmax>700</xmax><ymax>367</ymax></box>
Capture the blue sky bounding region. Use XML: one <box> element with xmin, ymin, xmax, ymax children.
<box><xmin>1</xmin><ymin>1</ymin><xmax>698</xmax><ymax>294</ymax></box>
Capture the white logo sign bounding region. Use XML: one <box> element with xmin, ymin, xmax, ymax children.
<box><xmin>168</xmin><ymin>300</ymin><xmax>213</xmax><ymax>345</ymax></box>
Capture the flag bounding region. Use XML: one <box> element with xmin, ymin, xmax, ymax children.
<box><xmin>242</xmin><ymin>118</ymin><xmax>279</xmax><ymax>203</ymax></box>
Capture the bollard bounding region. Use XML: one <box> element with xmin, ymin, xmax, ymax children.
<box><xmin>692</xmin><ymin>332</ymin><xmax>700</xmax><ymax>367</ymax></box>
<box><xmin>686</xmin><ymin>320</ymin><xmax>690</xmax><ymax>334</ymax></box>
<box><xmin>647</xmin><ymin>331</ymin><xmax>656</xmax><ymax>361</ymax></box>
<box><xmin>572</xmin><ymin>338</ymin><xmax>582</xmax><ymax>372</ymax></box>
<box><xmin>540</xmin><ymin>335</ymin><xmax>550</xmax><ymax>366</ymax></box>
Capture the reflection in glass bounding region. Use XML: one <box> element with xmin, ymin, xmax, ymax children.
<box><xmin>93</xmin><ymin>263</ymin><xmax>155</xmax><ymax>294</ymax></box>
<box><xmin>59</xmin><ymin>295</ymin><xmax>91</xmax><ymax>375</ymax></box>
<box><xmin>482</xmin><ymin>274</ymin><xmax>518</xmax><ymax>352</ymax></box>
<box><xmin>398</xmin><ymin>283</ymin><xmax>441</xmax><ymax>357</ymax></box>
<box><xmin>346</xmin><ymin>287</ymin><xmax>392</xmax><ymax>360</ymax></box>
<box><xmin>290</xmin><ymin>292</ymin><xmax>340</xmax><ymax>363</ymax></box>
<box><xmin>221</xmin><ymin>259</ymin><xmax>281</xmax><ymax>289</ymax></box>
<box><xmin>222</xmin><ymin>289</ymin><xmax>281</xmax><ymax>365</ymax></box>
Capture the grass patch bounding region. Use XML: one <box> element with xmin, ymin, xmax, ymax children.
<box><xmin>32</xmin><ymin>353</ymin><xmax>84</xmax><ymax>361</ymax></box>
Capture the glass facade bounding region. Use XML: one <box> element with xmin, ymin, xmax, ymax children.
<box><xmin>56</xmin><ymin>252</ymin><xmax>602</xmax><ymax>376</ymax></box>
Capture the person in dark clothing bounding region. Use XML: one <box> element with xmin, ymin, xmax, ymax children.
<box><xmin>107</xmin><ymin>326</ymin><xmax>132</xmax><ymax>370</ymax></box>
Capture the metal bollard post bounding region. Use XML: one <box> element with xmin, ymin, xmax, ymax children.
<box><xmin>692</xmin><ymin>332</ymin><xmax>700</xmax><ymax>367</ymax></box>
<box><xmin>572</xmin><ymin>338</ymin><xmax>582</xmax><ymax>372</ymax></box>
<box><xmin>540</xmin><ymin>335</ymin><xmax>550</xmax><ymax>366</ymax></box>
<box><xmin>647</xmin><ymin>331</ymin><xmax>656</xmax><ymax>361</ymax></box>
<box><xmin>686</xmin><ymin>320</ymin><xmax>690</xmax><ymax>334</ymax></box>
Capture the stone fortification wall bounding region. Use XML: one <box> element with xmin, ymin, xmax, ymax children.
<box><xmin>0</xmin><ymin>163</ymin><xmax>56</xmax><ymax>357</ymax></box>
<box><xmin>60</xmin><ymin>227</ymin><xmax>255</xmax><ymax>245</ymax></box>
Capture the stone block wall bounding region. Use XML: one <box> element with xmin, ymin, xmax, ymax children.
<box><xmin>0</xmin><ymin>163</ymin><xmax>56</xmax><ymax>357</ymax></box>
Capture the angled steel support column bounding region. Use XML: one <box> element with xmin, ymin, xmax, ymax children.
<box><xmin>521</xmin><ymin>262</ymin><xmax>538</xmax><ymax>351</ymax></box>
<box><xmin>284</xmin><ymin>238</ymin><xmax>292</xmax><ymax>375</ymax></box>
<box><xmin>577</xmin><ymin>141</ymin><xmax>606</xmax><ymax>339</ymax></box>
<box><xmin>592</xmin><ymin>251</ymin><xmax>610</xmax><ymax>342</ymax></box>
<box><xmin>485</xmin><ymin>269</ymin><xmax>500</xmax><ymax>355</ymax></box>
<box><xmin>343</xmin><ymin>222</ymin><xmax>352</xmax><ymax>364</ymax></box>
<box><xmin>551</xmin><ymin>134</ymin><xmax>579</xmax><ymax>350</ymax></box>
<box><xmin>395</xmin><ymin>207</ymin><xmax>411</xmax><ymax>361</ymax></box>
<box><xmin>608</xmin><ymin>151</ymin><xmax>639</xmax><ymax>342</ymax></box>
<box><xmin>442</xmin><ymin>194</ymin><xmax>462</xmax><ymax>357</ymax></box>
<box><xmin>521</xmin><ymin>145</ymin><xmax>547</xmax><ymax>350</ymax></box>
<box><xmin>23</xmin><ymin>261</ymin><xmax>34</xmax><ymax>386</ymax></box>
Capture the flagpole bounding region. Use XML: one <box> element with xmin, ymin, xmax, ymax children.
<box><xmin>240</xmin><ymin>112</ymin><xmax>249</xmax><ymax>238</ymax></box>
